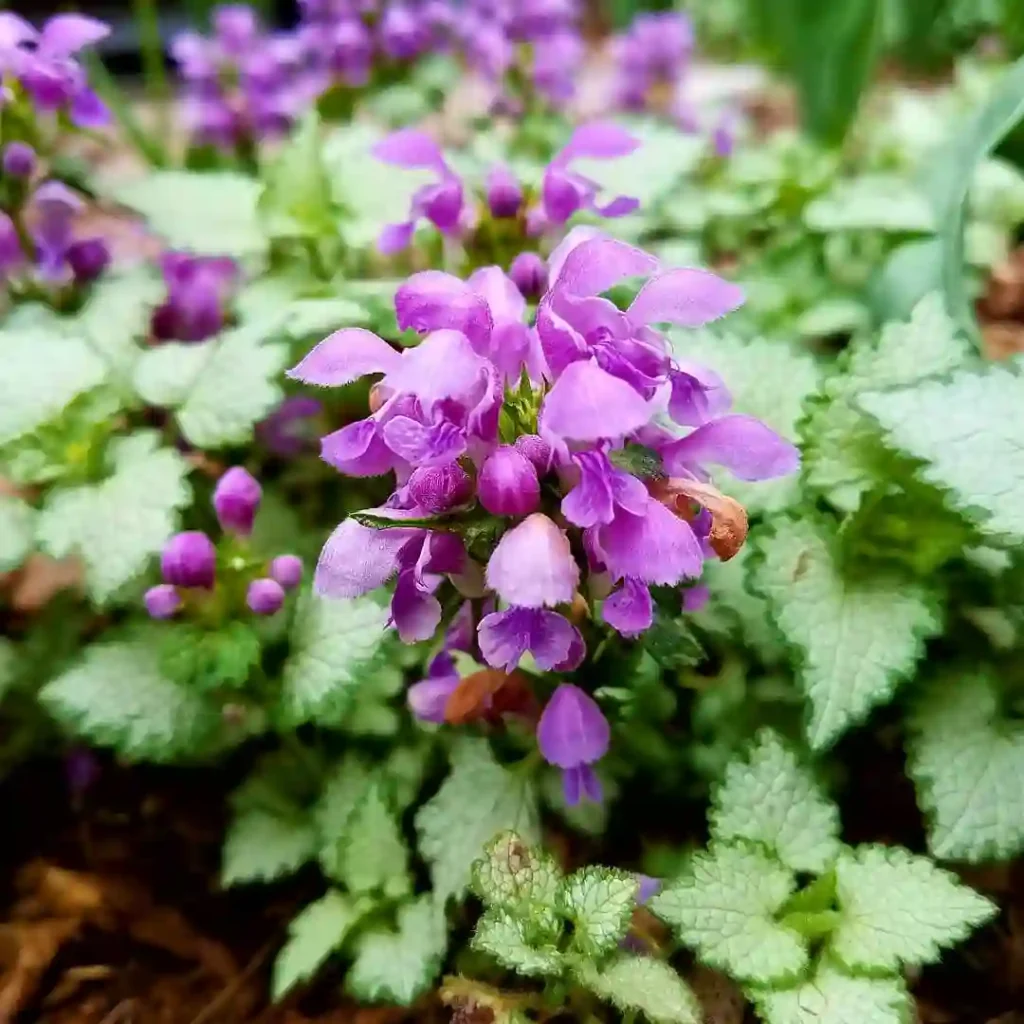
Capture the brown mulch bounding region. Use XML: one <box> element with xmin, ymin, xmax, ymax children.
<box><xmin>979</xmin><ymin>246</ymin><xmax>1024</xmax><ymax>359</ymax></box>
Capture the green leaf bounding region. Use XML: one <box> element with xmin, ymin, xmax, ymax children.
<box><xmin>752</xmin><ymin>965</ymin><xmax>910</xmax><ymax>1024</ymax></box>
<box><xmin>260</xmin><ymin>111</ymin><xmax>335</xmax><ymax>239</ymax></box>
<box><xmin>651</xmin><ymin>843</ymin><xmax>807</xmax><ymax>985</ymax></box>
<box><xmin>471</xmin><ymin>831</ymin><xmax>562</xmax><ymax>917</ymax></box>
<box><xmin>277</xmin><ymin>592</ymin><xmax>391</xmax><ymax>727</ymax></box>
<box><xmin>40</xmin><ymin>640</ymin><xmax>223</xmax><ymax>761</ymax></box>
<box><xmin>37</xmin><ymin>432</ymin><xmax>192</xmax><ymax>603</ymax></box>
<box><xmin>753</xmin><ymin>517</ymin><xmax>940</xmax><ymax>749</ymax></box>
<box><xmin>315</xmin><ymin>754</ymin><xmax>374</xmax><ymax>876</ymax></box>
<box><xmin>673</xmin><ymin>331</ymin><xmax>821</xmax><ymax>514</ymax></box>
<box><xmin>471</xmin><ymin>910</ymin><xmax>564</xmax><ymax>978</ymax></box>
<box><xmin>711</xmin><ymin>729</ymin><xmax>840</xmax><ymax>873</ymax></box>
<box><xmin>112</xmin><ymin>171</ymin><xmax>267</xmax><ymax>259</ymax></box>
<box><xmin>923</xmin><ymin>53</ymin><xmax>1024</xmax><ymax>345</ymax></box>
<box><xmin>829</xmin><ymin>845</ymin><xmax>995</xmax><ymax>971</ymax></box>
<box><xmin>416</xmin><ymin>738</ymin><xmax>541</xmax><ymax>904</ymax></box>
<box><xmin>0</xmin><ymin>639</ymin><xmax>17</xmax><ymax>702</ymax></box>
<box><xmin>0</xmin><ymin>326</ymin><xmax>108</xmax><ymax>446</ymax></box>
<box><xmin>859</xmin><ymin>362</ymin><xmax>1024</xmax><ymax>544</ymax></box>
<box><xmin>222</xmin><ymin>806</ymin><xmax>318</xmax><ymax>887</ymax></box>
<box><xmin>336</xmin><ymin>783</ymin><xmax>411</xmax><ymax>899</ymax></box>
<box><xmin>577</xmin><ymin>954</ymin><xmax>700</xmax><ymax>1024</ymax></box>
<box><xmin>908</xmin><ymin>674</ymin><xmax>1024</xmax><ymax>861</ymax></box>
<box><xmin>133</xmin><ymin>323</ymin><xmax>289</xmax><ymax>448</ymax></box>
<box><xmin>0</xmin><ymin>495</ymin><xmax>35</xmax><ymax>572</ymax></box>
<box><xmin>158</xmin><ymin>621</ymin><xmax>262</xmax><ymax>691</ymax></box>
<box><xmin>272</xmin><ymin>890</ymin><xmax>366</xmax><ymax>1000</ymax></box>
<box><xmin>557</xmin><ymin>867</ymin><xmax>638</xmax><ymax>959</ymax></box>
<box><xmin>804</xmin><ymin>175</ymin><xmax>935</xmax><ymax>232</ymax></box>
<box><xmin>345</xmin><ymin>897</ymin><xmax>447</xmax><ymax>1005</ymax></box>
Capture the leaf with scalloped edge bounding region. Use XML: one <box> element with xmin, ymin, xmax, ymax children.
<box><xmin>471</xmin><ymin>910</ymin><xmax>564</xmax><ymax>978</ymax></box>
<box><xmin>752</xmin><ymin>965</ymin><xmax>910</xmax><ymax>1024</ymax></box>
<box><xmin>711</xmin><ymin>729</ymin><xmax>840</xmax><ymax>873</ymax></box>
<box><xmin>577</xmin><ymin>954</ymin><xmax>701</xmax><ymax>1024</ymax></box>
<box><xmin>557</xmin><ymin>866</ymin><xmax>639</xmax><ymax>958</ymax></box>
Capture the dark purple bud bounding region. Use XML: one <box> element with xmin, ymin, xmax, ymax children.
<box><xmin>66</xmin><ymin>746</ymin><xmax>101</xmax><ymax>798</ymax></box>
<box><xmin>269</xmin><ymin>554</ymin><xmax>303</xmax><ymax>590</ymax></box>
<box><xmin>509</xmin><ymin>251</ymin><xmax>547</xmax><ymax>300</ymax></box>
<box><xmin>247</xmin><ymin>577</ymin><xmax>285</xmax><ymax>615</ymax></box>
<box><xmin>145</xmin><ymin>583</ymin><xmax>183</xmax><ymax>619</ymax></box>
<box><xmin>407</xmin><ymin>462</ymin><xmax>474</xmax><ymax>515</ymax></box>
<box><xmin>478</xmin><ymin>446</ymin><xmax>541</xmax><ymax>517</ymax></box>
<box><xmin>514</xmin><ymin>434</ymin><xmax>553</xmax><ymax>475</ymax></box>
<box><xmin>2</xmin><ymin>141</ymin><xmax>37</xmax><ymax>179</ymax></box>
<box><xmin>161</xmin><ymin>531</ymin><xmax>216</xmax><ymax>589</ymax></box>
<box><xmin>486</xmin><ymin>165</ymin><xmax>523</xmax><ymax>219</ymax></box>
<box><xmin>213</xmin><ymin>466</ymin><xmax>262</xmax><ymax>534</ymax></box>
<box><xmin>66</xmin><ymin>237</ymin><xmax>110</xmax><ymax>284</ymax></box>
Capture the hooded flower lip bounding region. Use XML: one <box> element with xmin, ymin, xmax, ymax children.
<box><xmin>213</xmin><ymin>466</ymin><xmax>262</xmax><ymax>535</ymax></box>
<box><xmin>537</xmin><ymin>683</ymin><xmax>610</xmax><ymax>805</ymax></box>
<box><xmin>541</xmin><ymin>360</ymin><xmax>651</xmax><ymax>442</ymax></box>
<box><xmin>478</xmin><ymin>446</ymin><xmax>541</xmax><ymax>517</ymax></box>
<box><xmin>486</xmin><ymin>514</ymin><xmax>579</xmax><ymax>608</ymax></box>
<box><xmin>152</xmin><ymin>252</ymin><xmax>239</xmax><ymax>343</ymax></box>
<box><xmin>658</xmin><ymin>414</ymin><xmax>800</xmax><ymax>482</ymax></box>
<box><xmin>601</xmin><ymin>576</ymin><xmax>654</xmax><ymax>636</ymax></box>
<box><xmin>478</xmin><ymin>606</ymin><xmax>583</xmax><ymax>672</ymax></box>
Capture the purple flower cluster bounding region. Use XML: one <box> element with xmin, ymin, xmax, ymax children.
<box><xmin>145</xmin><ymin>467</ymin><xmax>303</xmax><ymax>619</ymax></box>
<box><xmin>151</xmin><ymin>252</ymin><xmax>239</xmax><ymax>342</ymax></box>
<box><xmin>288</xmin><ymin>231</ymin><xmax>798</xmax><ymax>801</ymax></box>
<box><xmin>172</xmin><ymin>5</ymin><xmax>317</xmax><ymax>151</ymax></box>
<box><xmin>0</xmin><ymin>13</ymin><xmax>109</xmax><ymax>128</ymax></box>
<box><xmin>1</xmin><ymin>177</ymin><xmax>110</xmax><ymax>297</ymax></box>
<box><xmin>611</xmin><ymin>11</ymin><xmax>692</xmax><ymax>113</ymax></box>
<box><xmin>373</xmin><ymin>123</ymin><xmax>640</xmax><ymax>261</ymax></box>
<box><xmin>297</xmin><ymin>0</ymin><xmax>453</xmax><ymax>89</ymax></box>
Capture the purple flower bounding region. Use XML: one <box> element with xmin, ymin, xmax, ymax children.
<box><xmin>66</xmin><ymin>237</ymin><xmax>110</xmax><ymax>284</ymax></box>
<box><xmin>213</xmin><ymin>466</ymin><xmax>262</xmax><ymax>534</ymax></box>
<box><xmin>257</xmin><ymin>396</ymin><xmax>323</xmax><ymax>456</ymax></box>
<box><xmin>509</xmin><ymin>252</ymin><xmax>547</xmax><ymax>300</ymax></box>
<box><xmin>537</xmin><ymin>683</ymin><xmax>610</xmax><ymax>805</ymax></box>
<box><xmin>683</xmin><ymin>584</ymin><xmax>710</xmax><ymax>613</ymax></box>
<box><xmin>1</xmin><ymin>14</ymin><xmax>110</xmax><ymax>127</ymax></box>
<box><xmin>478</xmin><ymin>446</ymin><xmax>540</xmax><ymax>517</ymax></box>
<box><xmin>486</xmin><ymin>514</ymin><xmax>579</xmax><ymax>608</ymax></box>
<box><xmin>486</xmin><ymin>164</ymin><xmax>524</xmax><ymax>219</ymax></box>
<box><xmin>0</xmin><ymin>213</ymin><xmax>24</xmax><ymax>278</ymax></box>
<box><xmin>270</xmin><ymin>554</ymin><xmax>304</xmax><ymax>590</ymax></box>
<box><xmin>712</xmin><ymin>112</ymin><xmax>736</xmax><ymax>158</ymax></box>
<box><xmin>407</xmin><ymin>652</ymin><xmax>461</xmax><ymax>723</ymax></box>
<box><xmin>539</xmin><ymin>123</ymin><xmax>641</xmax><ymax>227</ymax></box>
<box><xmin>602</xmin><ymin>577</ymin><xmax>654</xmax><ymax>636</ymax></box>
<box><xmin>379</xmin><ymin>4</ymin><xmax>426</xmax><ymax>60</ymax></box>
<box><xmin>635</xmin><ymin>873</ymin><xmax>661</xmax><ymax>904</ymax></box>
<box><xmin>28</xmin><ymin>180</ymin><xmax>82</xmax><ymax>282</ymax></box>
<box><xmin>513</xmin><ymin>433</ymin><xmax>553</xmax><ymax>475</ymax></box>
<box><xmin>161</xmin><ymin>531</ymin><xmax>217</xmax><ymax>590</ymax></box>
<box><xmin>531</xmin><ymin>30</ymin><xmax>583</xmax><ymax>105</ymax></box>
<box><xmin>478</xmin><ymin>607</ymin><xmax>584</xmax><ymax>672</ymax></box>
<box><xmin>247</xmin><ymin>577</ymin><xmax>285</xmax><ymax>615</ymax></box>
<box><xmin>145</xmin><ymin>583</ymin><xmax>183</xmax><ymax>619</ymax></box>
<box><xmin>612</xmin><ymin>11</ymin><xmax>693</xmax><ymax>112</ymax></box>
<box><xmin>152</xmin><ymin>252</ymin><xmax>238</xmax><ymax>342</ymax></box>
<box><xmin>373</xmin><ymin>130</ymin><xmax>466</xmax><ymax>254</ymax></box>
<box><xmin>408</xmin><ymin>462</ymin><xmax>474</xmax><ymax>514</ymax></box>
<box><xmin>2</xmin><ymin>141</ymin><xmax>36</xmax><ymax>178</ymax></box>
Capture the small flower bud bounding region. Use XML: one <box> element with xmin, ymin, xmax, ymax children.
<box><xmin>513</xmin><ymin>433</ymin><xmax>552</xmax><ymax>474</ymax></box>
<box><xmin>478</xmin><ymin>446</ymin><xmax>541</xmax><ymax>517</ymax></box>
<box><xmin>2</xmin><ymin>141</ymin><xmax>36</xmax><ymax>179</ymax></box>
<box><xmin>145</xmin><ymin>583</ymin><xmax>182</xmax><ymax>619</ymax></box>
<box><xmin>66</xmin><ymin>237</ymin><xmax>110</xmax><ymax>284</ymax></box>
<box><xmin>408</xmin><ymin>462</ymin><xmax>473</xmax><ymax>515</ymax></box>
<box><xmin>712</xmin><ymin>112</ymin><xmax>735</xmax><ymax>158</ymax></box>
<box><xmin>509</xmin><ymin>251</ymin><xmax>547</xmax><ymax>299</ymax></box>
<box><xmin>213</xmin><ymin>466</ymin><xmax>262</xmax><ymax>534</ymax></box>
<box><xmin>247</xmin><ymin>577</ymin><xmax>285</xmax><ymax>615</ymax></box>
<box><xmin>161</xmin><ymin>531</ymin><xmax>216</xmax><ymax>589</ymax></box>
<box><xmin>485</xmin><ymin>165</ymin><xmax>523</xmax><ymax>219</ymax></box>
<box><xmin>269</xmin><ymin>554</ymin><xmax>303</xmax><ymax>590</ymax></box>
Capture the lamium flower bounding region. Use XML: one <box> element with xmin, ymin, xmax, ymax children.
<box><xmin>151</xmin><ymin>252</ymin><xmax>238</xmax><ymax>342</ymax></box>
<box><xmin>213</xmin><ymin>466</ymin><xmax>262</xmax><ymax>535</ymax></box>
<box><xmin>407</xmin><ymin>651</ymin><xmax>461</xmax><ymax>723</ymax></box>
<box><xmin>0</xmin><ymin>13</ymin><xmax>110</xmax><ymax>127</ymax></box>
<box><xmin>289</xmin><ymin>231</ymin><xmax>797</xmax><ymax>683</ymax></box>
<box><xmin>247</xmin><ymin>577</ymin><xmax>285</xmax><ymax>615</ymax></box>
<box><xmin>270</xmin><ymin>554</ymin><xmax>304</xmax><ymax>590</ymax></box>
<box><xmin>2</xmin><ymin>141</ymin><xmax>36</xmax><ymax>178</ymax></box>
<box><xmin>538</xmin><ymin>683</ymin><xmax>610</xmax><ymax>805</ymax></box>
<box><xmin>612</xmin><ymin>11</ymin><xmax>693</xmax><ymax>113</ymax></box>
<box><xmin>371</xmin><ymin>124</ymin><xmax>640</xmax><ymax>259</ymax></box>
<box><xmin>257</xmin><ymin>396</ymin><xmax>323</xmax><ymax>456</ymax></box>
<box><xmin>145</xmin><ymin>583</ymin><xmax>183</xmax><ymax>620</ymax></box>
<box><xmin>161</xmin><ymin>531</ymin><xmax>217</xmax><ymax>590</ymax></box>
<box><xmin>509</xmin><ymin>252</ymin><xmax>547</xmax><ymax>300</ymax></box>
<box><xmin>66</xmin><ymin>237</ymin><xmax>110</xmax><ymax>284</ymax></box>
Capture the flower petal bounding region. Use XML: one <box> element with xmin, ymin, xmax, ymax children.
<box><xmin>478</xmin><ymin>607</ymin><xmax>581</xmax><ymax>672</ymax></box>
<box><xmin>602</xmin><ymin>577</ymin><xmax>654</xmax><ymax>636</ymax></box>
<box><xmin>321</xmin><ymin>420</ymin><xmax>395</xmax><ymax>476</ymax></box>
<box><xmin>382</xmin><ymin>416</ymin><xmax>466</xmax><ymax>466</ymax></box>
<box><xmin>598</xmin><ymin>500</ymin><xmax>703</xmax><ymax>584</ymax></box>
<box><xmin>39</xmin><ymin>13</ymin><xmax>109</xmax><ymax>55</ymax></box>
<box><xmin>486</xmin><ymin>513</ymin><xmax>579</xmax><ymax>608</ymax></box>
<box><xmin>384</xmin><ymin>328</ymin><xmax>490</xmax><ymax>408</ymax></box>
<box><xmin>541</xmin><ymin>360</ymin><xmax>651</xmax><ymax>442</ymax></box>
<box><xmin>537</xmin><ymin>683</ymin><xmax>611</xmax><ymax>768</ymax></box>
<box><xmin>0</xmin><ymin>12</ymin><xmax>37</xmax><ymax>48</ymax></box>
<box><xmin>372</xmin><ymin>128</ymin><xmax>448</xmax><ymax>171</ymax></box>
<box><xmin>552</xmin><ymin>234</ymin><xmax>658</xmax><ymax>299</ymax></box>
<box><xmin>395</xmin><ymin>270</ymin><xmax>493</xmax><ymax>349</ymax></box>
<box><xmin>378</xmin><ymin>221</ymin><xmax>416</xmax><ymax>255</ymax></box>
<box><xmin>392</xmin><ymin>571</ymin><xmax>442</xmax><ymax>643</ymax></box>
<box><xmin>661</xmin><ymin>414</ymin><xmax>800</xmax><ymax>481</ymax></box>
<box><xmin>594</xmin><ymin>194</ymin><xmax>639</xmax><ymax>218</ymax></box>
<box><xmin>554</xmin><ymin>122</ymin><xmax>640</xmax><ymax>165</ymax></box>
<box><xmin>627</xmin><ymin>267</ymin><xmax>744</xmax><ymax>328</ymax></box>
<box><xmin>314</xmin><ymin>517</ymin><xmax>416</xmax><ymax>597</ymax></box>
<box><xmin>288</xmin><ymin>328</ymin><xmax>401</xmax><ymax>387</ymax></box>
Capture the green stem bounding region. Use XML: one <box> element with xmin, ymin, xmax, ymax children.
<box><xmin>133</xmin><ymin>0</ymin><xmax>171</xmax><ymax>116</ymax></box>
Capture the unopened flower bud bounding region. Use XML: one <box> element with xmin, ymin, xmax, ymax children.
<box><xmin>478</xmin><ymin>446</ymin><xmax>540</xmax><ymax>517</ymax></box>
<box><xmin>66</xmin><ymin>238</ymin><xmax>110</xmax><ymax>283</ymax></box>
<box><xmin>485</xmin><ymin>164</ymin><xmax>523</xmax><ymax>219</ymax></box>
<box><xmin>161</xmin><ymin>531</ymin><xmax>216</xmax><ymax>589</ymax></box>
<box><xmin>509</xmin><ymin>251</ymin><xmax>547</xmax><ymax>299</ymax></box>
<box><xmin>408</xmin><ymin>462</ymin><xmax>473</xmax><ymax>514</ymax></box>
<box><xmin>213</xmin><ymin>466</ymin><xmax>262</xmax><ymax>534</ymax></box>
<box><xmin>269</xmin><ymin>554</ymin><xmax>303</xmax><ymax>590</ymax></box>
<box><xmin>247</xmin><ymin>577</ymin><xmax>285</xmax><ymax>615</ymax></box>
<box><xmin>2</xmin><ymin>141</ymin><xmax>36</xmax><ymax>179</ymax></box>
<box><xmin>513</xmin><ymin>433</ymin><xmax>552</xmax><ymax>474</ymax></box>
<box><xmin>145</xmin><ymin>583</ymin><xmax>182</xmax><ymax>619</ymax></box>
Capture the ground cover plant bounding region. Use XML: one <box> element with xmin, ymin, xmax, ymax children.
<box><xmin>2</xmin><ymin>2</ymin><xmax>1024</xmax><ymax>1022</ymax></box>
